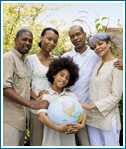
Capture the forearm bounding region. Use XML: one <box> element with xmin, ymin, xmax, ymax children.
<box><xmin>3</xmin><ymin>88</ymin><xmax>49</xmax><ymax>110</ymax></box>
<box><xmin>4</xmin><ymin>88</ymin><xmax>31</xmax><ymax>108</ymax></box>
<box><xmin>38</xmin><ymin>112</ymin><xmax>59</xmax><ymax>131</ymax></box>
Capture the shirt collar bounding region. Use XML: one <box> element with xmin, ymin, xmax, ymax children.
<box><xmin>73</xmin><ymin>46</ymin><xmax>90</xmax><ymax>56</ymax></box>
<box><xmin>47</xmin><ymin>87</ymin><xmax>68</xmax><ymax>96</ymax></box>
<box><xmin>12</xmin><ymin>48</ymin><xmax>26</xmax><ymax>60</ymax></box>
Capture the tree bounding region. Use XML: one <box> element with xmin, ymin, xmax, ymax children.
<box><xmin>95</xmin><ymin>16</ymin><xmax>109</xmax><ymax>32</ymax></box>
<box><xmin>3</xmin><ymin>3</ymin><xmax>45</xmax><ymax>53</ymax></box>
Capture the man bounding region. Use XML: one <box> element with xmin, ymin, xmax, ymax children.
<box><xmin>63</xmin><ymin>25</ymin><xmax>123</xmax><ymax>146</ymax></box>
<box><xmin>3</xmin><ymin>29</ymin><xmax>49</xmax><ymax>146</ymax></box>
<box><xmin>63</xmin><ymin>25</ymin><xmax>99</xmax><ymax>146</ymax></box>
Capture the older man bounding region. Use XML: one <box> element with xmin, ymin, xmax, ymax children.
<box><xmin>63</xmin><ymin>25</ymin><xmax>99</xmax><ymax>146</ymax></box>
<box><xmin>3</xmin><ymin>29</ymin><xmax>48</xmax><ymax>146</ymax></box>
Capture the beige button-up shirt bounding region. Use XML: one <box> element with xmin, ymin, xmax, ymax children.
<box><xmin>3</xmin><ymin>49</ymin><xmax>30</xmax><ymax>131</ymax></box>
<box><xmin>86</xmin><ymin>59</ymin><xmax>123</xmax><ymax>131</ymax></box>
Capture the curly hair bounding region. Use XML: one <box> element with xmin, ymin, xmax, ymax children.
<box><xmin>46</xmin><ymin>57</ymin><xmax>79</xmax><ymax>88</ymax></box>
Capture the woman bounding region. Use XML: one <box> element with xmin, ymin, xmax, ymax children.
<box><xmin>25</xmin><ymin>27</ymin><xmax>59</xmax><ymax>145</ymax></box>
<box><xmin>82</xmin><ymin>32</ymin><xmax>123</xmax><ymax>146</ymax></box>
<box><xmin>34</xmin><ymin>57</ymin><xmax>86</xmax><ymax>146</ymax></box>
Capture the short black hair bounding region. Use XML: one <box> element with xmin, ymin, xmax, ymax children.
<box><xmin>16</xmin><ymin>28</ymin><xmax>33</xmax><ymax>39</ymax></box>
<box><xmin>38</xmin><ymin>27</ymin><xmax>59</xmax><ymax>48</ymax></box>
<box><xmin>69</xmin><ymin>25</ymin><xmax>84</xmax><ymax>34</ymax></box>
<box><xmin>46</xmin><ymin>57</ymin><xmax>79</xmax><ymax>88</ymax></box>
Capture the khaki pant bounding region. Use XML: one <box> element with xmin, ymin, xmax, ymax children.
<box><xmin>76</xmin><ymin>126</ymin><xmax>89</xmax><ymax>146</ymax></box>
<box><xmin>4</xmin><ymin>123</ymin><xmax>24</xmax><ymax>146</ymax></box>
<box><xmin>30</xmin><ymin>112</ymin><xmax>43</xmax><ymax>146</ymax></box>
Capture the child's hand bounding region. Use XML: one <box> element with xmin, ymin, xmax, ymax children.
<box><xmin>65</xmin><ymin>124</ymin><xmax>79</xmax><ymax>134</ymax></box>
<box><xmin>55</xmin><ymin>124</ymin><xmax>70</xmax><ymax>133</ymax></box>
<box><xmin>36</xmin><ymin>90</ymin><xmax>48</xmax><ymax>101</ymax></box>
<box><xmin>65</xmin><ymin>115</ymin><xmax>87</xmax><ymax>134</ymax></box>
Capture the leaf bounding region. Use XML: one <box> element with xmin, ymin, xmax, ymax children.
<box><xmin>101</xmin><ymin>16</ymin><xmax>108</xmax><ymax>20</ymax></box>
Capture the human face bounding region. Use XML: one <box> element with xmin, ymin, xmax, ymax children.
<box><xmin>15</xmin><ymin>32</ymin><xmax>33</xmax><ymax>55</ymax></box>
<box><xmin>95</xmin><ymin>41</ymin><xmax>110</xmax><ymax>57</ymax></box>
<box><xmin>69</xmin><ymin>26</ymin><xmax>86</xmax><ymax>51</ymax></box>
<box><xmin>53</xmin><ymin>69</ymin><xmax>70</xmax><ymax>91</ymax></box>
<box><xmin>40</xmin><ymin>30</ymin><xmax>58</xmax><ymax>53</ymax></box>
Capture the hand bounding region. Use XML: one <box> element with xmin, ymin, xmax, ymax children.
<box><xmin>66</xmin><ymin>115</ymin><xmax>87</xmax><ymax>134</ymax></box>
<box><xmin>36</xmin><ymin>90</ymin><xmax>49</xmax><ymax>101</ymax></box>
<box><xmin>29</xmin><ymin>100</ymin><xmax>49</xmax><ymax>110</ymax></box>
<box><xmin>65</xmin><ymin>124</ymin><xmax>79</xmax><ymax>134</ymax></box>
<box><xmin>114</xmin><ymin>59</ymin><xmax>123</xmax><ymax>70</ymax></box>
<box><xmin>81</xmin><ymin>103</ymin><xmax>96</xmax><ymax>110</ymax></box>
<box><xmin>55</xmin><ymin>124</ymin><xmax>69</xmax><ymax>133</ymax></box>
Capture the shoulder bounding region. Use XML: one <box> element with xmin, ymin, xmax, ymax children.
<box><xmin>4</xmin><ymin>50</ymin><xmax>15</xmax><ymax>63</ymax></box>
<box><xmin>25</xmin><ymin>54</ymin><xmax>37</xmax><ymax>66</ymax></box>
<box><xmin>62</xmin><ymin>49</ymin><xmax>75</xmax><ymax>57</ymax></box>
<box><xmin>87</xmin><ymin>47</ymin><xmax>99</xmax><ymax>59</ymax></box>
<box><xmin>25</xmin><ymin>54</ymin><xmax>36</xmax><ymax>61</ymax></box>
<box><xmin>107</xmin><ymin>59</ymin><xmax>123</xmax><ymax>75</ymax></box>
<box><xmin>113</xmin><ymin>65</ymin><xmax>123</xmax><ymax>75</ymax></box>
<box><xmin>4</xmin><ymin>50</ymin><xmax>13</xmax><ymax>58</ymax></box>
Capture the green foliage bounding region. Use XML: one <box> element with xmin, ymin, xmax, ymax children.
<box><xmin>3</xmin><ymin>4</ymin><xmax>45</xmax><ymax>54</ymax></box>
<box><xmin>95</xmin><ymin>16</ymin><xmax>109</xmax><ymax>32</ymax></box>
<box><xmin>52</xmin><ymin>31</ymin><xmax>72</xmax><ymax>56</ymax></box>
<box><xmin>3</xmin><ymin>4</ymin><xmax>71</xmax><ymax>56</ymax></box>
<box><xmin>24</xmin><ymin>128</ymin><xmax>30</xmax><ymax>145</ymax></box>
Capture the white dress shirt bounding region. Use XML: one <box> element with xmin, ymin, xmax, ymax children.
<box><xmin>63</xmin><ymin>47</ymin><xmax>99</xmax><ymax>103</ymax></box>
<box><xmin>25</xmin><ymin>54</ymin><xmax>50</xmax><ymax>95</ymax></box>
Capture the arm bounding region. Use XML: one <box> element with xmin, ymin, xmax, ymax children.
<box><xmin>31</xmin><ymin>90</ymin><xmax>49</xmax><ymax>101</ymax></box>
<box><xmin>37</xmin><ymin>112</ymin><xmax>69</xmax><ymax>133</ymax></box>
<box><xmin>4</xmin><ymin>55</ymin><xmax>49</xmax><ymax>110</ymax></box>
<box><xmin>74</xmin><ymin>114</ymin><xmax>87</xmax><ymax>129</ymax></box>
<box><xmin>81</xmin><ymin>103</ymin><xmax>96</xmax><ymax>110</ymax></box>
<box><xmin>66</xmin><ymin>114</ymin><xmax>87</xmax><ymax>134</ymax></box>
<box><xmin>94</xmin><ymin>68</ymin><xmax>123</xmax><ymax>117</ymax></box>
<box><xmin>4</xmin><ymin>88</ymin><xmax>49</xmax><ymax>110</ymax></box>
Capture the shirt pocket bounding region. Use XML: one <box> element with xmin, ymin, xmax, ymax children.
<box><xmin>14</xmin><ymin>70</ymin><xmax>30</xmax><ymax>91</ymax></box>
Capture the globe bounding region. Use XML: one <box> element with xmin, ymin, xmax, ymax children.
<box><xmin>47</xmin><ymin>95</ymin><xmax>85</xmax><ymax>124</ymax></box>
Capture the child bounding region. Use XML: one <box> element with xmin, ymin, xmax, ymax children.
<box><xmin>32</xmin><ymin>57</ymin><xmax>86</xmax><ymax>146</ymax></box>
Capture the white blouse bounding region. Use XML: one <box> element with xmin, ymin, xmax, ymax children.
<box><xmin>86</xmin><ymin>59</ymin><xmax>123</xmax><ymax>131</ymax></box>
<box><xmin>35</xmin><ymin>88</ymin><xmax>78</xmax><ymax>146</ymax></box>
<box><xmin>25</xmin><ymin>54</ymin><xmax>50</xmax><ymax>95</ymax></box>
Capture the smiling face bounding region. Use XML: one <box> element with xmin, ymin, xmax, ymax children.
<box><xmin>40</xmin><ymin>30</ymin><xmax>59</xmax><ymax>53</ymax></box>
<box><xmin>69</xmin><ymin>26</ymin><xmax>86</xmax><ymax>52</ymax></box>
<box><xmin>15</xmin><ymin>32</ymin><xmax>33</xmax><ymax>55</ymax></box>
<box><xmin>53</xmin><ymin>69</ymin><xmax>70</xmax><ymax>91</ymax></box>
<box><xmin>94</xmin><ymin>40</ymin><xmax>111</xmax><ymax>57</ymax></box>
